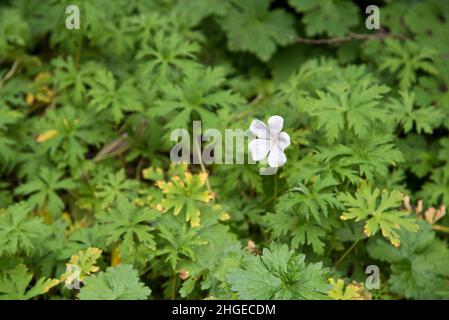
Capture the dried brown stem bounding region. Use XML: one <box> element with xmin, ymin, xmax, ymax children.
<box><xmin>294</xmin><ymin>32</ymin><xmax>406</xmax><ymax>45</ymax></box>
<box><xmin>0</xmin><ymin>60</ymin><xmax>20</xmax><ymax>89</ymax></box>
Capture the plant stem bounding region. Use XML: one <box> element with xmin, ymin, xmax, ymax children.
<box><xmin>171</xmin><ymin>274</ymin><xmax>177</xmax><ymax>300</ymax></box>
<box><xmin>274</xmin><ymin>171</ymin><xmax>278</xmax><ymax>204</ymax></box>
<box><xmin>75</xmin><ymin>34</ymin><xmax>83</xmax><ymax>68</ymax></box>
<box><xmin>326</xmin><ymin>231</ymin><xmax>336</xmax><ymax>257</ymax></box>
<box><xmin>335</xmin><ymin>239</ymin><xmax>359</xmax><ymax>266</ymax></box>
<box><xmin>432</xmin><ymin>224</ymin><xmax>449</xmax><ymax>234</ymax></box>
<box><xmin>0</xmin><ymin>60</ymin><xmax>20</xmax><ymax>89</ymax></box>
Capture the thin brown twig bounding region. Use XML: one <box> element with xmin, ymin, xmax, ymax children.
<box><xmin>232</xmin><ymin>93</ymin><xmax>264</xmax><ymax>121</ymax></box>
<box><xmin>0</xmin><ymin>60</ymin><xmax>20</xmax><ymax>89</ymax></box>
<box><xmin>335</xmin><ymin>239</ymin><xmax>359</xmax><ymax>266</ymax></box>
<box><xmin>293</xmin><ymin>31</ymin><xmax>406</xmax><ymax>45</ymax></box>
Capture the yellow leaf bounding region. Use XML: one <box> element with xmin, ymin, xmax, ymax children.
<box><xmin>142</xmin><ymin>167</ymin><xmax>164</xmax><ymax>180</ymax></box>
<box><xmin>219</xmin><ymin>211</ymin><xmax>230</xmax><ymax>221</ymax></box>
<box><xmin>26</xmin><ymin>93</ymin><xmax>35</xmax><ymax>105</ymax></box>
<box><xmin>42</xmin><ymin>279</ymin><xmax>60</xmax><ymax>293</ymax></box>
<box><xmin>328</xmin><ymin>278</ymin><xmax>363</xmax><ymax>300</ymax></box>
<box><xmin>191</xmin><ymin>218</ymin><xmax>201</xmax><ymax>228</ymax></box>
<box><xmin>36</xmin><ymin>129</ymin><xmax>59</xmax><ymax>143</ymax></box>
<box><xmin>61</xmin><ymin>247</ymin><xmax>102</xmax><ymax>283</ymax></box>
<box><xmin>111</xmin><ymin>243</ymin><xmax>121</xmax><ymax>267</ymax></box>
<box><xmin>198</xmin><ymin>172</ymin><xmax>208</xmax><ymax>186</ymax></box>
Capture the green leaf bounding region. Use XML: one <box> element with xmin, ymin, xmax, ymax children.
<box><xmin>227</xmin><ymin>243</ymin><xmax>330</xmax><ymax>299</ymax></box>
<box><xmin>0</xmin><ymin>9</ymin><xmax>29</xmax><ymax>56</ymax></box>
<box><xmin>154</xmin><ymin>66</ymin><xmax>243</xmax><ymax>131</ymax></box>
<box><xmin>15</xmin><ymin>167</ymin><xmax>76</xmax><ymax>216</ymax></box>
<box><xmin>0</xmin><ymin>264</ymin><xmax>59</xmax><ymax>300</ymax></box>
<box><xmin>289</xmin><ymin>0</ymin><xmax>359</xmax><ymax>37</ymax></box>
<box><xmin>317</xmin><ymin>134</ymin><xmax>404</xmax><ymax>182</ymax></box>
<box><xmin>0</xmin><ymin>202</ymin><xmax>50</xmax><ymax>256</ymax></box>
<box><xmin>156</xmin><ymin>171</ymin><xmax>214</xmax><ymax>227</ymax></box>
<box><xmin>377</xmin><ymin>40</ymin><xmax>437</xmax><ymax>90</ymax></box>
<box><xmin>420</xmin><ymin>166</ymin><xmax>449</xmax><ymax>207</ymax></box>
<box><xmin>276</xmin><ymin>175</ymin><xmax>343</xmax><ymax>222</ymax></box>
<box><xmin>52</xmin><ymin>57</ymin><xmax>99</xmax><ymax>105</ymax></box>
<box><xmin>97</xmin><ymin>197</ymin><xmax>160</xmax><ymax>253</ymax></box>
<box><xmin>156</xmin><ymin>216</ymin><xmax>205</xmax><ymax>270</ymax></box>
<box><xmin>264</xmin><ymin>211</ymin><xmax>331</xmax><ymax>255</ymax></box>
<box><xmin>388</xmin><ymin>91</ymin><xmax>443</xmax><ymax>134</ymax></box>
<box><xmin>88</xmin><ymin>70</ymin><xmax>143</xmax><ymax>123</ymax></box>
<box><xmin>136</xmin><ymin>31</ymin><xmax>200</xmax><ymax>84</ymax></box>
<box><xmin>220</xmin><ymin>0</ymin><xmax>296</xmax><ymax>61</ymax></box>
<box><xmin>95</xmin><ymin>169</ymin><xmax>139</xmax><ymax>209</ymax></box>
<box><xmin>36</xmin><ymin>106</ymin><xmax>106</xmax><ymax>169</ymax></box>
<box><xmin>306</xmin><ymin>80</ymin><xmax>390</xmax><ymax>143</ymax></box>
<box><xmin>178</xmin><ymin>223</ymin><xmax>242</xmax><ymax>298</ymax></box>
<box><xmin>338</xmin><ymin>180</ymin><xmax>419</xmax><ymax>246</ymax></box>
<box><xmin>173</xmin><ymin>0</ymin><xmax>232</xmax><ymax>25</ymax></box>
<box><xmin>368</xmin><ymin>222</ymin><xmax>449</xmax><ymax>299</ymax></box>
<box><xmin>78</xmin><ymin>264</ymin><xmax>151</xmax><ymax>300</ymax></box>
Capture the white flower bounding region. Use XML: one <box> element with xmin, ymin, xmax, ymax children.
<box><xmin>248</xmin><ymin>115</ymin><xmax>291</xmax><ymax>168</ymax></box>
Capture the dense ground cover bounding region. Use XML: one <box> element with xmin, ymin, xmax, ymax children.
<box><xmin>0</xmin><ymin>0</ymin><xmax>448</xmax><ymax>300</ymax></box>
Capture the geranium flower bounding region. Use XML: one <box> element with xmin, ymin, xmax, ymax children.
<box><xmin>248</xmin><ymin>115</ymin><xmax>290</xmax><ymax>168</ymax></box>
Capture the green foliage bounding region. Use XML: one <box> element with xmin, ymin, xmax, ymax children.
<box><xmin>289</xmin><ymin>0</ymin><xmax>359</xmax><ymax>37</ymax></box>
<box><xmin>227</xmin><ymin>244</ymin><xmax>330</xmax><ymax>299</ymax></box>
<box><xmin>0</xmin><ymin>107</ymin><xmax>21</xmax><ymax>165</ymax></box>
<box><xmin>0</xmin><ymin>202</ymin><xmax>50</xmax><ymax>256</ymax></box>
<box><xmin>15</xmin><ymin>167</ymin><xmax>76</xmax><ymax>216</ymax></box>
<box><xmin>220</xmin><ymin>0</ymin><xmax>296</xmax><ymax>61</ymax></box>
<box><xmin>51</xmin><ymin>57</ymin><xmax>97</xmax><ymax>105</ymax></box>
<box><xmin>136</xmin><ymin>31</ymin><xmax>200</xmax><ymax>84</ymax></box>
<box><xmin>368</xmin><ymin>222</ymin><xmax>449</xmax><ymax>299</ymax></box>
<box><xmin>156</xmin><ymin>218</ymin><xmax>205</xmax><ymax>270</ymax></box>
<box><xmin>316</xmin><ymin>134</ymin><xmax>404</xmax><ymax>182</ymax></box>
<box><xmin>156</xmin><ymin>171</ymin><xmax>215</xmax><ymax>227</ymax></box>
<box><xmin>376</xmin><ymin>40</ymin><xmax>437</xmax><ymax>90</ymax></box>
<box><xmin>306</xmin><ymin>78</ymin><xmax>390</xmax><ymax>143</ymax></box>
<box><xmin>0</xmin><ymin>265</ymin><xmax>58</xmax><ymax>300</ymax></box>
<box><xmin>34</xmin><ymin>106</ymin><xmax>105</xmax><ymax>170</ymax></box>
<box><xmin>338</xmin><ymin>181</ymin><xmax>418</xmax><ymax>246</ymax></box>
<box><xmin>275</xmin><ymin>175</ymin><xmax>343</xmax><ymax>223</ymax></box>
<box><xmin>97</xmin><ymin>197</ymin><xmax>160</xmax><ymax>253</ymax></box>
<box><xmin>0</xmin><ymin>9</ymin><xmax>29</xmax><ymax>57</ymax></box>
<box><xmin>88</xmin><ymin>70</ymin><xmax>143</xmax><ymax>123</ymax></box>
<box><xmin>420</xmin><ymin>166</ymin><xmax>449</xmax><ymax>206</ymax></box>
<box><xmin>94</xmin><ymin>170</ymin><xmax>139</xmax><ymax>209</ymax></box>
<box><xmin>0</xmin><ymin>0</ymin><xmax>448</xmax><ymax>301</ymax></box>
<box><xmin>153</xmin><ymin>66</ymin><xmax>242</xmax><ymax>131</ymax></box>
<box><xmin>388</xmin><ymin>91</ymin><xmax>442</xmax><ymax>134</ymax></box>
<box><xmin>78</xmin><ymin>264</ymin><xmax>151</xmax><ymax>300</ymax></box>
